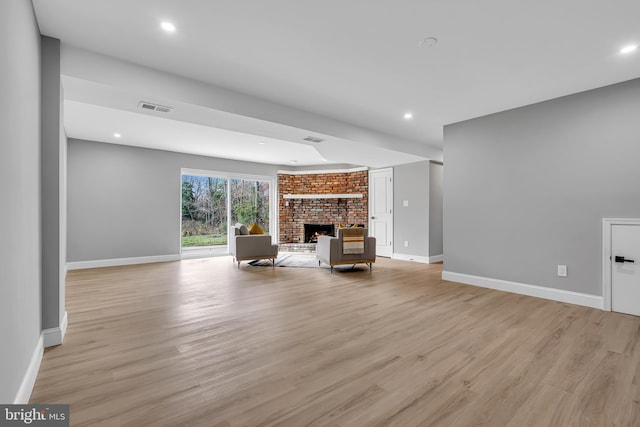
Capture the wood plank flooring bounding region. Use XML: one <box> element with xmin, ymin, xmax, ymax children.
<box><xmin>30</xmin><ymin>256</ymin><xmax>640</xmax><ymax>426</ymax></box>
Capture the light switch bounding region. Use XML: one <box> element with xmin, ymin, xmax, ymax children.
<box><xmin>403</xmin><ymin>200</ymin><xmax>409</xmax><ymax>207</ymax></box>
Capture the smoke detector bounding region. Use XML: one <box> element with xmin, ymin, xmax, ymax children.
<box><xmin>303</xmin><ymin>136</ymin><xmax>325</xmax><ymax>143</ymax></box>
<box><xmin>138</xmin><ymin>101</ymin><xmax>173</xmax><ymax>113</ymax></box>
<box><xmin>419</xmin><ymin>37</ymin><xmax>438</xmax><ymax>48</ymax></box>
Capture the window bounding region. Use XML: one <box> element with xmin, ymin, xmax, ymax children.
<box><xmin>181</xmin><ymin>175</ymin><xmax>228</xmax><ymax>248</ymax></box>
<box><xmin>181</xmin><ymin>169</ymin><xmax>275</xmax><ymax>252</ymax></box>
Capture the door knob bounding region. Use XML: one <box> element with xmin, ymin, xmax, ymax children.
<box><xmin>371</xmin><ymin>216</ymin><xmax>375</xmax><ymax>219</ymax></box>
<box><xmin>615</xmin><ymin>255</ymin><xmax>635</xmax><ymax>263</ymax></box>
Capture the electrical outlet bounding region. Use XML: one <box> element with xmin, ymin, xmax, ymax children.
<box><xmin>557</xmin><ymin>265</ymin><xmax>567</xmax><ymax>277</ymax></box>
<box><xmin>404</xmin><ymin>241</ymin><xmax>409</xmax><ymax>247</ymax></box>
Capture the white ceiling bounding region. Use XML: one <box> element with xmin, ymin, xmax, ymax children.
<box><xmin>64</xmin><ymin>100</ymin><xmax>328</xmax><ymax>166</ymax></box>
<box><xmin>33</xmin><ymin>0</ymin><xmax>640</xmax><ymax>167</ymax></box>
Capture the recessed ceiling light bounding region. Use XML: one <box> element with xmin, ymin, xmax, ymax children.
<box><xmin>161</xmin><ymin>22</ymin><xmax>176</xmax><ymax>32</ymax></box>
<box><xmin>404</xmin><ymin>112</ymin><xmax>413</xmax><ymax>120</ymax></box>
<box><xmin>290</xmin><ymin>160</ymin><xmax>298</xmax><ymax>164</ymax></box>
<box><xmin>113</xmin><ymin>133</ymin><xmax>121</xmax><ymax>138</ymax></box>
<box><xmin>258</xmin><ymin>141</ymin><xmax>266</xmax><ymax>145</ymax></box>
<box><xmin>321</xmin><ymin>158</ymin><xmax>329</xmax><ymax>162</ymax></box>
<box><xmin>620</xmin><ymin>44</ymin><xmax>638</xmax><ymax>54</ymax></box>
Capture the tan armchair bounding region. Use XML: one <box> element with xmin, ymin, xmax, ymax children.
<box><xmin>316</xmin><ymin>228</ymin><xmax>376</xmax><ymax>273</ymax></box>
<box><xmin>229</xmin><ymin>226</ymin><xmax>278</xmax><ymax>268</ymax></box>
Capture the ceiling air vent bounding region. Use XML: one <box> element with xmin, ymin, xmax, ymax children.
<box><xmin>138</xmin><ymin>101</ymin><xmax>173</xmax><ymax>113</ymax></box>
<box><xmin>303</xmin><ymin>136</ymin><xmax>325</xmax><ymax>143</ymax></box>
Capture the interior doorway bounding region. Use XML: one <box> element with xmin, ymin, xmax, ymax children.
<box><xmin>603</xmin><ymin>218</ymin><xmax>640</xmax><ymax>315</ymax></box>
<box><xmin>369</xmin><ymin>168</ymin><xmax>393</xmax><ymax>257</ymax></box>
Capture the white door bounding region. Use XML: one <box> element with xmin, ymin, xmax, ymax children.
<box><xmin>612</xmin><ymin>224</ymin><xmax>640</xmax><ymax>316</ymax></box>
<box><xmin>369</xmin><ymin>168</ymin><xmax>393</xmax><ymax>257</ymax></box>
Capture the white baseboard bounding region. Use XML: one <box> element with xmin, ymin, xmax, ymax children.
<box><xmin>43</xmin><ymin>311</ymin><xmax>68</xmax><ymax>347</ymax></box>
<box><xmin>429</xmin><ymin>254</ymin><xmax>443</xmax><ymax>263</ymax></box>
<box><xmin>14</xmin><ymin>335</ymin><xmax>44</xmax><ymax>404</ymax></box>
<box><xmin>442</xmin><ymin>271</ymin><xmax>603</xmax><ymax>309</ymax></box>
<box><xmin>391</xmin><ymin>253</ymin><xmax>431</xmax><ymax>264</ymax></box>
<box><xmin>392</xmin><ymin>253</ymin><xmax>443</xmax><ymax>264</ymax></box>
<box><xmin>180</xmin><ymin>251</ymin><xmax>229</xmax><ymax>260</ymax></box>
<box><xmin>67</xmin><ymin>254</ymin><xmax>180</xmax><ymax>270</ymax></box>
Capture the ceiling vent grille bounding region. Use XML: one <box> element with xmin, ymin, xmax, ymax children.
<box><xmin>303</xmin><ymin>136</ymin><xmax>325</xmax><ymax>143</ymax></box>
<box><xmin>138</xmin><ymin>101</ymin><xmax>173</xmax><ymax>113</ymax></box>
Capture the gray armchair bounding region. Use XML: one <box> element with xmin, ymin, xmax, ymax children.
<box><xmin>229</xmin><ymin>226</ymin><xmax>278</xmax><ymax>268</ymax></box>
<box><xmin>316</xmin><ymin>228</ymin><xmax>376</xmax><ymax>273</ymax></box>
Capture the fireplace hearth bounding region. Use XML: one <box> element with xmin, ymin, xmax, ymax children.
<box><xmin>304</xmin><ymin>224</ymin><xmax>335</xmax><ymax>243</ymax></box>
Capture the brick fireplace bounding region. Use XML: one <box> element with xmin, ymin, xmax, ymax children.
<box><xmin>278</xmin><ymin>169</ymin><xmax>368</xmax><ymax>243</ymax></box>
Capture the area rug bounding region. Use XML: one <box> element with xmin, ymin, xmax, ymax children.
<box><xmin>248</xmin><ymin>253</ymin><xmax>369</xmax><ymax>271</ymax></box>
<box><xmin>249</xmin><ymin>253</ymin><xmax>321</xmax><ymax>268</ymax></box>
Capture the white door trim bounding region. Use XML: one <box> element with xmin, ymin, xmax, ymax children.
<box><xmin>602</xmin><ymin>218</ymin><xmax>640</xmax><ymax>311</ymax></box>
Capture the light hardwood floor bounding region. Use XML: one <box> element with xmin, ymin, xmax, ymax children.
<box><xmin>31</xmin><ymin>256</ymin><xmax>640</xmax><ymax>426</ymax></box>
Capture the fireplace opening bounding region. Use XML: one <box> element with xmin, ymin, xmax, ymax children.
<box><xmin>304</xmin><ymin>224</ymin><xmax>335</xmax><ymax>243</ymax></box>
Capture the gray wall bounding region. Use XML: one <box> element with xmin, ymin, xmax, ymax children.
<box><xmin>41</xmin><ymin>36</ymin><xmax>65</xmax><ymax>331</ymax></box>
<box><xmin>0</xmin><ymin>0</ymin><xmax>42</xmax><ymax>403</ymax></box>
<box><xmin>429</xmin><ymin>162</ymin><xmax>443</xmax><ymax>257</ymax></box>
<box><xmin>444</xmin><ymin>78</ymin><xmax>640</xmax><ymax>296</ymax></box>
<box><xmin>393</xmin><ymin>161</ymin><xmax>429</xmax><ymax>257</ymax></box>
<box><xmin>67</xmin><ymin>140</ymin><xmax>281</xmax><ymax>262</ymax></box>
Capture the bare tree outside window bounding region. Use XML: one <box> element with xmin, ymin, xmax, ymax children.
<box><xmin>181</xmin><ymin>175</ymin><xmax>228</xmax><ymax>247</ymax></box>
<box><xmin>230</xmin><ymin>178</ymin><xmax>270</xmax><ymax>234</ymax></box>
<box><xmin>181</xmin><ymin>175</ymin><xmax>271</xmax><ymax>248</ymax></box>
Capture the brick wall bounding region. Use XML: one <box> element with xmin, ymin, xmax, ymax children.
<box><xmin>278</xmin><ymin>170</ymin><xmax>368</xmax><ymax>243</ymax></box>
